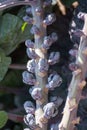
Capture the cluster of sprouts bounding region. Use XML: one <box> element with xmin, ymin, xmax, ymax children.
<box><xmin>59</xmin><ymin>12</ymin><xmax>87</xmax><ymax>130</ymax></box>
<box><xmin>22</xmin><ymin>0</ymin><xmax>63</xmax><ymax>130</ymax></box>
<box><xmin>0</xmin><ymin>1</ymin><xmax>86</xmax><ymax>130</ymax></box>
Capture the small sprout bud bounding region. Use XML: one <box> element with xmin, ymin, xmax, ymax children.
<box><xmin>51</xmin><ymin>32</ymin><xmax>58</xmax><ymax>42</ymax></box>
<box><xmin>50</xmin><ymin>123</ymin><xmax>59</xmax><ymax>130</ymax></box>
<box><xmin>71</xmin><ymin>20</ymin><xmax>76</xmax><ymax>28</ymax></box>
<box><xmin>43</xmin><ymin>102</ymin><xmax>58</xmax><ymax>119</ymax></box>
<box><xmin>69</xmin><ymin>49</ymin><xmax>78</xmax><ymax>57</ymax></box>
<box><xmin>26</xmin><ymin>7</ymin><xmax>32</xmax><ymax>15</ymax></box>
<box><xmin>24</xmin><ymin>114</ymin><xmax>39</xmax><ymax>129</ymax></box>
<box><xmin>50</xmin><ymin>96</ymin><xmax>58</xmax><ymax>102</ymax></box>
<box><xmin>69</xmin><ymin>62</ymin><xmax>78</xmax><ymax>71</ymax></box>
<box><xmin>48</xmin><ymin>52</ymin><xmax>60</xmax><ymax>65</ymax></box>
<box><xmin>73</xmin><ymin>43</ymin><xmax>79</xmax><ymax>49</ymax></box>
<box><xmin>43</xmin><ymin>13</ymin><xmax>56</xmax><ymax>26</ymax></box>
<box><xmin>38</xmin><ymin>58</ymin><xmax>49</xmax><ymax>73</ymax></box>
<box><xmin>25</xmin><ymin>39</ymin><xmax>34</xmax><ymax>48</ymax></box>
<box><xmin>43</xmin><ymin>0</ymin><xmax>52</xmax><ymax>8</ymax></box>
<box><xmin>26</xmin><ymin>48</ymin><xmax>38</xmax><ymax>59</ymax></box>
<box><xmin>22</xmin><ymin>71</ymin><xmax>36</xmax><ymax>85</ymax></box>
<box><xmin>30</xmin><ymin>87</ymin><xmax>43</xmax><ymax>101</ymax></box>
<box><xmin>42</xmin><ymin>32</ymin><xmax>58</xmax><ymax>50</ymax></box>
<box><xmin>50</xmin><ymin>96</ymin><xmax>63</xmax><ymax>107</ymax></box>
<box><xmin>42</xmin><ymin>35</ymin><xmax>53</xmax><ymax>50</ymax></box>
<box><xmin>23</xmin><ymin>15</ymin><xmax>34</xmax><ymax>24</ymax></box>
<box><xmin>46</xmin><ymin>73</ymin><xmax>62</xmax><ymax>90</ymax></box>
<box><xmin>24</xmin><ymin>101</ymin><xmax>35</xmax><ymax>114</ymax></box>
<box><xmin>35</xmin><ymin>6</ymin><xmax>43</xmax><ymax>15</ymax></box>
<box><xmin>30</xmin><ymin>25</ymin><xmax>41</xmax><ymax>35</ymax></box>
<box><xmin>77</xmin><ymin>12</ymin><xmax>85</xmax><ymax>20</ymax></box>
<box><xmin>27</xmin><ymin>59</ymin><xmax>36</xmax><ymax>73</ymax></box>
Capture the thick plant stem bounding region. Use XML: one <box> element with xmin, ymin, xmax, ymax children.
<box><xmin>31</xmin><ymin>1</ymin><xmax>48</xmax><ymax>130</ymax></box>
<box><xmin>59</xmin><ymin>15</ymin><xmax>87</xmax><ymax>130</ymax></box>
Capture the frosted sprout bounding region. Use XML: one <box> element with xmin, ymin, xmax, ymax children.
<box><xmin>22</xmin><ymin>71</ymin><xmax>36</xmax><ymax>85</ymax></box>
<box><xmin>46</xmin><ymin>73</ymin><xmax>62</xmax><ymax>90</ymax></box>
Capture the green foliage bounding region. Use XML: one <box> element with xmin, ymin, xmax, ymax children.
<box><xmin>0</xmin><ymin>13</ymin><xmax>32</xmax><ymax>55</ymax></box>
<box><xmin>61</xmin><ymin>0</ymin><xmax>77</xmax><ymax>7</ymax></box>
<box><xmin>0</xmin><ymin>111</ymin><xmax>8</xmax><ymax>129</ymax></box>
<box><xmin>0</xmin><ymin>8</ymin><xmax>32</xmax><ymax>80</ymax></box>
<box><xmin>0</xmin><ymin>49</ymin><xmax>11</xmax><ymax>81</ymax></box>
<box><xmin>0</xmin><ymin>70</ymin><xmax>23</xmax><ymax>87</ymax></box>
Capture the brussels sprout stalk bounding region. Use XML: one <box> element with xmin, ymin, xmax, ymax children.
<box><xmin>59</xmin><ymin>13</ymin><xmax>87</xmax><ymax>130</ymax></box>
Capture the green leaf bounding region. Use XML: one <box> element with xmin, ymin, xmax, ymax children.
<box><xmin>0</xmin><ymin>111</ymin><xmax>8</xmax><ymax>128</ymax></box>
<box><xmin>0</xmin><ymin>70</ymin><xmax>23</xmax><ymax>87</ymax></box>
<box><xmin>61</xmin><ymin>0</ymin><xmax>77</xmax><ymax>7</ymax></box>
<box><xmin>0</xmin><ymin>13</ymin><xmax>32</xmax><ymax>55</ymax></box>
<box><xmin>0</xmin><ymin>49</ymin><xmax>11</xmax><ymax>81</ymax></box>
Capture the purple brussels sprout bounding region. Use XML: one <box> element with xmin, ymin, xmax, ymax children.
<box><xmin>42</xmin><ymin>32</ymin><xmax>58</xmax><ymax>50</ymax></box>
<box><xmin>69</xmin><ymin>48</ymin><xmax>78</xmax><ymax>57</ymax></box>
<box><xmin>30</xmin><ymin>87</ymin><xmax>43</xmax><ymax>101</ymax></box>
<box><xmin>30</xmin><ymin>25</ymin><xmax>41</xmax><ymax>35</ymax></box>
<box><xmin>46</xmin><ymin>73</ymin><xmax>62</xmax><ymax>90</ymax></box>
<box><xmin>23</xmin><ymin>15</ymin><xmax>34</xmax><ymax>24</ymax></box>
<box><xmin>43</xmin><ymin>102</ymin><xmax>58</xmax><ymax>119</ymax></box>
<box><xmin>50</xmin><ymin>123</ymin><xmax>59</xmax><ymax>130</ymax></box>
<box><xmin>51</xmin><ymin>32</ymin><xmax>58</xmax><ymax>42</ymax></box>
<box><xmin>48</xmin><ymin>52</ymin><xmax>60</xmax><ymax>65</ymax></box>
<box><xmin>26</xmin><ymin>48</ymin><xmax>38</xmax><ymax>59</ymax></box>
<box><xmin>42</xmin><ymin>35</ymin><xmax>53</xmax><ymax>50</ymax></box>
<box><xmin>69</xmin><ymin>62</ymin><xmax>78</xmax><ymax>71</ymax></box>
<box><xmin>49</xmin><ymin>96</ymin><xmax>63</xmax><ymax>108</ymax></box>
<box><xmin>43</xmin><ymin>0</ymin><xmax>52</xmax><ymax>7</ymax></box>
<box><xmin>24</xmin><ymin>114</ymin><xmax>39</xmax><ymax>130</ymax></box>
<box><xmin>26</xmin><ymin>7</ymin><xmax>32</xmax><ymax>15</ymax></box>
<box><xmin>43</xmin><ymin>13</ymin><xmax>56</xmax><ymax>26</ymax></box>
<box><xmin>38</xmin><ymin>58</ymin><xmax>49</xmax><ymax>73</ymax></box>
<box><xmin>24</xmin><ymin>101</ymin><xmax>35</xmax><ymax>114</ymax></box>
<box><xmin>77</xmin><ymin>12</ymin><xmax>86</xmax><ymax>20</ymax></box>
<box><xmin>35</xmin><ymin>6</ymin><xmax>43</xmax><ymax>15</ymax></box>
<box><xmin>22</xmin><ymin>71</ymin><xmax>36</xmax><ymax>85</ymax></box>
<box><xmin>27</xmin><ymin>59</ymin><xmax>36</xmax><ymax>73</ymax></box>
<box><xmin>25</xmin><ymin>39</ymin><xmax>34</xmax><ymax>48</ymax></box>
